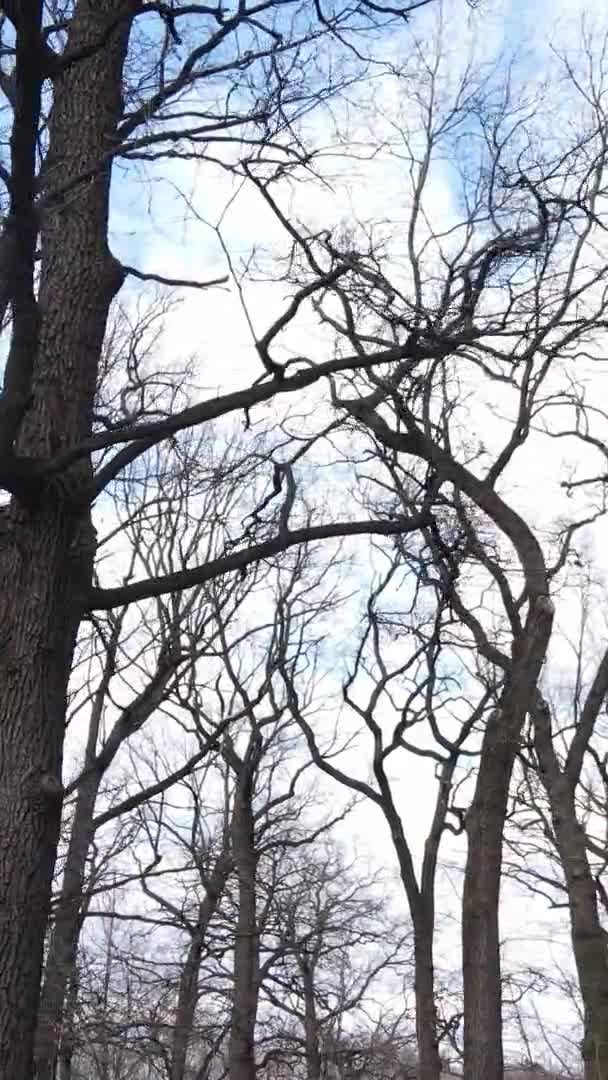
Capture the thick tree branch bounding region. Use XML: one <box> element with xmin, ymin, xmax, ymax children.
<box><xmin>0</xmin><ymin>1</ymin><xmax>43</xmax><ymax>465</ymax></box>
<box><xmin>0</xmin><ymin>330</ymin><xmax>473</xmax><ymax>496</ymax></box>
<box><xmin>88</xmin><ymin>513</ymin><xmax>428</xmax><ymax>609</ymax></box>
<box><xmin>338</xmin><ymin>398</ymin><xmax>549</xmax><ymax>601</ymax></box>
<box><xmin>76</xmin><ymin>332</ymin><xmax>478</xmax><ymax>495</ymax></box>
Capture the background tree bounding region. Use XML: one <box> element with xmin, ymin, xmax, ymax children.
<box><xmin>279</xmin><ymin>539</ymin><xmax>491</xmax><ymax>1080</ymax></box>
<box><xmin>247</xmin><ymin>14</ymin><xmax>608</xmax><ymax>1078</ymax></box>
<box><xmin>0</xmin><ymin>0</ymin><xmax>440</xmax><ymax>1072</ymax></box>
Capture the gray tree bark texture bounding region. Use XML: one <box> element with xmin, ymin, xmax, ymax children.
<box><xmin>0</xmin><ymin>4</ymin><xmax>134</xmax><ymax>1075</ymax></box>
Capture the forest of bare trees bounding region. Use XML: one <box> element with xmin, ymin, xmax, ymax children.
<box><xmin>3</xmin><ymin>0</ymin><xmax>608</xmax><ymax>1078</ymax></box>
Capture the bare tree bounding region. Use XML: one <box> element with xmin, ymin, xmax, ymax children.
<box><xmin>0</xmin><ymin>0</ymin><xmax>446</xmax><ymax>1071</ymax></box>
<box><xmin>279</xmin><ymin>538</ymin><xmax>493</xmax><ymax>1080</ymax></box>
<box><xmin>499</xmin><ymin>568</ymin><xmax>608</xmax><ymax>1080</ymax></box>
<box><xmin>35</xmin><ymin>424</ymin><xmax>283</xmax><ymax>1080</ymax></box>
<box><xmin>256</xmin><ymin>845</ymin><xmax>413</xmax><ymax>1080</ymax></box>
<box><xmin>247</xmin><ymin>15</ymin><xmax>608</xmax><ymax>1079</ymax></box>
<box><xmin>6</xmin><ymin>2</ymin><xmax>608</xmax><ymax>1077</ymax></box>
<box><xmin>55</xmin><ymin>537</ymin><xmax>351</xmax><ymax>1080</ymax></box>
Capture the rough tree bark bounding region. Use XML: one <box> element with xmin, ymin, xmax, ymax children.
<box><xmin>0</xmin><ymin>4</ymin><xmax>134</xmax><ymax>1075</ymax></box>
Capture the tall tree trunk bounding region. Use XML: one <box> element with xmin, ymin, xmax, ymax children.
<box><xmin>373</xmin><ymin>784</ymin><xmax>441</xmax><ymax>1080</ymax></box>
<box><xmin>299</xmin><ymin>956</ymin><xmax>322</xmax><ymax>1080</ymax></box>
<box><xmin>462</xmin><ymin>708</ymin><xmax>514</xmax><ymax>1080</ymax></box>
<box><xmin>413</xmin><ymin>919</ymin><xmax>441</xmax><ymax>1080</ymax></box>
<box><xmin>0</xmin><ymin>4</ymin><xmax>132</xmax><ymax>1075</ymax></box>
<box><xmin>98</xmin><ymin>909</ymin><xmax>115</xmax><ymax>1080</ymax></box>
<box><xmin>462</xmin><ymin>596</ymin><xmax>553</xmax><ymax>1080</ymax></box>
<box><xmin>370</xmin><ymin>783</ymin><xmax>442</xmax><ymax>1080</ymax></box>
<box><xmin>414</xmin><ymin>756</ymin><xmax>460</xmax><ymax>1080</ymax></box>
<box><xmin>346</xmin><ymin>368</ymin><xmax>554</xmax><ymax>1080</ymax></box>
<box><xmin>171</xmin><ymin>852</ymin><xmax>232</xmax><ymax>1080</ymax></box>
<box><xmin>583</xmin><ymin>1007</ymin><xmax>601</xmax><ymax>1080</ymax></box>
<box><xmin>35</xmin><ymin>770</ymin><xmax>100</xmax><ymax>1080</ymax></box>
<box><xmin>228</xmin><ymin>766</ymin><xmax>260</xmax><ymax>1080</ymax></box>
<box><xmin>36</xmin><ymin>641</ymin><xmax>113</xmax><ymax>1080</ymax></box>
<box><xmin>561</xmin><ymin>817</ymin><xmax>608</xmax><ymax>1080</ymax></box>
<box><xmin>56</xmin><ymin>964</ymin><xmax>79</xmax><ymax>1080</ymax></box>
<box><xmin>36</xmin><ymin>629</ymin><xmax>178</xmax><ymax>1079</ymax></box>
<box><xmin>534</xmin><ymin>702</ymin><xmax>608</xmax><ymax>1080</ymax></box>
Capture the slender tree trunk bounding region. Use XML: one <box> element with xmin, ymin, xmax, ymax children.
<box><xmin>56</xmin><ymin>965</ymin><xmax>79</xmax><ymax>1080</ymax></box>
<box><xmin>413</xmin><ymin>922</ymin><xmax>441</xmax><ymax>1080</ymax></box>
<box><xmin>171</xmin><ymin>853</ymin><xmax>232</xmax><ymax>1080</ymax></box>
<box><xmin>0</xmin><ymin>5</ymin><xmax>132</xmax><ymax>1074</ymax></box>
<box><xmin>375</xmin><ymin>788</ymin><xmax>441</xmax><ymax>1080</ymax></box>
<box><xmin>462</xmin><ymin>597</ymin><xmax>553</xmax><ymax>1080</ymax></box>
<box><xmin>36</xmin><ymin>654</ymin><xmax>113</xmax><ymax>1080</ymax></box>
<box><xmin>532</xmin><ymin>692</ymin><xmax>608</xmax><ymax>1079</ymax></box>
<box><xmin>36</xmin><ymin>631</ymin><xmax>176</xmax><ymax>1079</ymax></box>
<box><xmin>172</xmin><ymin>931</ymin><xmax>206</xmax><ymax>1080</ymax></box>
<box><xmin>539</xmin><ymin>771</ymin><xmax>608</xmax><ymax>1078</ymax></box>
<box><xmin>414</xmin><ymin>757</ymin><xmax>459</xmax><ymax>1080</ymax></box>
<box><xmin>462</xmin><ymin>707</ymin><xmax>514</xmax><ymax>1080</ymax></box>
<box><xmin>35</xmin><ymin>770</ymin><xmax>100</xmax><ymax>1080</ymax></box>
<box><xmin>98</xmin><ymin>910</ymin><xmax>115</xmax><ymax>1080</ymax></box>
<box><xmin>373</xmin><ymin>792</ymin><xmax>441</xmax><ymax>1080</ymax></box>
<box><xmin>299</xmin><ymin>957</ymin><xmax>322</xmax><ymax>1080</ymax></box>
<box><xmin>583</xmin><ymin>1007</ymin><xmax>600</xmax><ymax>1080</ymax></box>
<box><xmin>228</xmin><ymin>771</ymin><xmax>259</xmax><ymax>1080</ymax></box>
